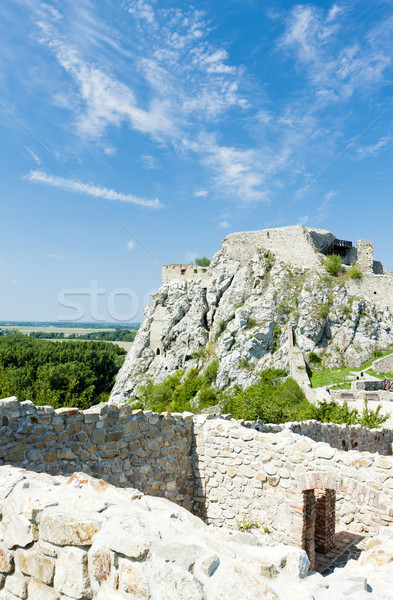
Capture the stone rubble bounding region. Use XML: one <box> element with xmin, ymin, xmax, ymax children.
<box><xmin>0</xmin><ymin>465</ymin><xmax>391</xmax><ymax>599</ymax></box>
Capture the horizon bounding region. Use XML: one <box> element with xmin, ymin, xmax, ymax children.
<box><xmin>2</xmin><ymin>1</ymin><xmax>393</xmax><ymax>321</ymax></box>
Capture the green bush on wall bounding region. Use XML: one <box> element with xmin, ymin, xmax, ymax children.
<box><xmin>324</xmin><ymin>254</ymin><xmax>343</xmax><ymax>276</ymax></box>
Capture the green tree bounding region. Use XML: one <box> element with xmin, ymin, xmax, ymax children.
<box><xmin>195</xmin><ymin>257</ymin><xmax>211</xmax><ymax>267</ymax></box>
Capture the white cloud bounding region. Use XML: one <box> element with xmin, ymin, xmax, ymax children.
<box><xmin>194</xmin><ymin>189</ymin><xmax>208</xmax><ymax>197</ymax></box>
<box><xmin>356</xmin><ymin>136</ymin><xmax>393</xmax><ymax>158</ymax></box>
<box><xmin>25</xmin><ymin>146</ymin><xmax>41</xmax><ymax>165</ymax></box>
<box><xmin>36</xmin><ymin>3</ymin><xmax>245</xmax><ymax>145</ymax></box>
<box><xmin>142</xmin><ymin>155</ymin><xmax>157</xmax><ymax>169</ymax></box>
<box><xmin>219</xmin><ymin>220</ymin><xmax>231</xmax><ymax>228</ymax></box>
<box><xmin>327</xmin><ymin>4</ymin><xmax>344</xmax><ymax>22</ymax></box>
<box><xmin>191</xmin><ymin>134</ymin><xmax>270</xmax><ymax>204</ymax></box>
<box><xmin>126</xmin><ymin>240</ymin><xmax>135</xmax><ymax>250</ymax></box>
<box><xmin>127</xmin><ymin>0</ymin><xmax>156</xmax><ymax>25</ymax></box>
<box><xmin>25</xmin><ymin>170</ymin><xmax>161</xmax><ymax>209</ymax></box>
<box><xmin>45</xmin><ymin>254</ymin><xmax>71</xmax><ymax>261</ymax></box>
<box><xmin>297</xmin><ymin>215</ymin><xmax>309</xmax><ymax>226</ymax></box>
<box><xmin>280</xmin><ymin>5</ymin><xmax>393</xmax><ymax>101</ymax></box>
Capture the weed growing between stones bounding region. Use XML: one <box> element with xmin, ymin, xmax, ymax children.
<box><xmin>237</xmin><ymin>516</ymin><xmax>260</xmax><ymax>532</ymax></box>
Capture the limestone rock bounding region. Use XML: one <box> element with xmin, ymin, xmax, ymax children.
<box><xmin>40</xmin><ymin>513</ymin><xmax>100</xmax><ymax>546</ymax></box>
<box><xmin>110</xmin><ymin>225</ymin><xmax>393</xmax><ymax>403</ymax></box>
<box><xmin>54</xmin><ymin>547</ymin><xmax>92</xmax><ymax>599</ymax></box>
<box><xmin>15</xmin><ymin>549</ymin><xmax>55</xmax><ymax>585</ymax></box>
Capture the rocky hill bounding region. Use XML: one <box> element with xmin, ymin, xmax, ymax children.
<box><xmin>110</xmin><ymin>225</ymin><xmax>393</xmax><ymax>404</ymax></box>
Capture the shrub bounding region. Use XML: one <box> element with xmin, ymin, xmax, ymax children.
<box><xmin>203</xmin><ymin>359</ymin><xmax>219</xmax><ymax>384</ymax></box>
<box><xmin>314</xmin><ymin>399</ymin><xmax>388</xmax><ymax>428</ymax></box>
<box><xmin>222</xmin><ymin>369</ymin><xmax>315</xmax><ymax>423</ymax></box>
<box><xmin>348</xmin><ymin>263</ymin><xmax>362</xmax><ymax>279</ymax></box>
<box><xmin>308</xmin><ymin>351</ymin><xmax>321</xmax><ymax>364</ymax></box>
<box><xmin>324</xmin><ymin>254</ymin><xmax>343</xmax><ymax>276</ymax></box>
<box><xmin>195</xmin><ymin>257</ymin><xmax>211</xmax><ymax>267</ymax></box>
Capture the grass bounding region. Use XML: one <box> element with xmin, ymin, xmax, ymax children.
<box><xmin>310</xmin><ymin>347</ymin><xmax>393</xmax><ymax>389</ymax></box>
<box><xmin>310</xmin><ymin>367</ymin><xmax>354</xmax><ymax>389</ymax></box>
<box><xmin>358</xmin><ymin>347</ymin><xmax>393</xmax><ymax>370</ymax></box>
<box><xmin>364</xmin><ymin>369</ymin><xmax>393</xmax><ymax>380</ymax></box>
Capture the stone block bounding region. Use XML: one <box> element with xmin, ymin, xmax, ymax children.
<box><xmin>0</xmin><ymin>397</ymin><xmax>18</xmax><ymax>409</ymax></box>
<box><xmin>40</xmin><ymin>513</ymin><xmax>100</xmax><ymax>546</ymax></box>
<box><xmin>28</xmin><ymin>579</ymin><xmax>59</xmax><ymax>600</ymax></box>
<box><xmin>109</xmin><ymin>531</ymin><xmax>150</xmax><ymax>560</ymax></box>
<box><xmin>55</xmin><ymin>407</ymin><xmax>79</xmax><ymax>416</ymax></box>
<box><xmin>54</xmin><ymin>547</ymin><xmax>92</xmax><ymax>599</ymax></box>
<box><xmin>0</xmin><ymin>545</ymin><xmax>14</xmax><ymax>573</ymax></box>
<box><xmin>90</xmin><ymin>549</ymin><xmax>112</xmax><ymax>584</ymax></box>
<box><xmin>2</xmin><ymin>499</ymin><xmax>34</xmax><ymax>549</ymax></box>
<box><xmin>119</xmin><ymin>559</ymin><xmax>150</xmax><ymax>597</ymax></box>
<box><xmin>5</xmin><ymin>573</ymin><xmax>27</xmax><ymax>599</ymax></box>
<box><xmin>15</xmin><ymin>549</ymin><xmax>55</xmax><ymax>585</ymax></box>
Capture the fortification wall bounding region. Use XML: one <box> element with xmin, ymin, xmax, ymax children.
<box><xmin>0</xmin><ymin>398</ymin><xmax>194</xmax><ymax>511</ymax></box>
<box><xmin>221</xmin><ymin>225</ymin><xmax>334</xmax><ymax>269</ymax></box>
<box><xmin>162</xmin><ymin>264</ymin><xmax>211</xmax><ymax>286</ymax></box>
<box><xmin>346</xmin><ymin>271</ymin><xmax>393</xmax><ymax>310</ymax></box>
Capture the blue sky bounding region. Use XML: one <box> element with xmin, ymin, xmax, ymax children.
<box><xmin>1</xmin><ymin>0</ymin><xmax>393</xmax><ymax>322</ymax></box>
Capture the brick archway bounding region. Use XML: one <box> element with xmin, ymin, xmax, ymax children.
<box><xmin>288</xmin><ymin>471</ymin><xmax>391</xmax><ymax>569</ymax></box>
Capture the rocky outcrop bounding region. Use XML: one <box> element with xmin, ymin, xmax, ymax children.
<box><xmin>110</xmin><ymin>225</ymin><xmax>393</xmax><ymax>403</ymax></box>
<box><xmin>0</xmin><ymin>465</ymin><xmax>392</xmax><ymax>599</ymax></box>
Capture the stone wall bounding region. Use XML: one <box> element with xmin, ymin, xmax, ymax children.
<box><xmin>197</xmin><ymin>418</ymin><xmax>393</xmax><ymax>547</ymax></box>
<box><xmin>0</xmin><ymin>397</ymin><xmax>194</xmax><ymax>511</ymax></box>
<box><xmin>330</xmin><ymin>388</ymin><xmax>392</xmax><ymax>404</ymax></box>
<box><xmin>162</xmin><ymin>264</ymin><xmax>211</xmax><ymax>286</ymax></box>
<box><xmin>262</xmin><ymin>420</ymin><xmax>393</xmax><ymax>454</ymax></box>
<box><xmin>357</xmin><ymin>240</ymin><xmax>374</xmax><ymax>274</ymax></box>
<box><xmin>372</xmin><ymin>352</ymin><xmax>393</xmax><ymax>374</ymax></box>
<box><xmin>2</xmin><ymin>396</ymin><xmax>393</xmax><ymax>574</ymax></box>
<box><xmin>346</xmin><ymin>271</ymin><xmax>393</xmax><ymax>311</ymax></box>
<box><xmin>221</xmin><ymin>225</ymin><xmax>334</xmax><ymax>269</ymax></box>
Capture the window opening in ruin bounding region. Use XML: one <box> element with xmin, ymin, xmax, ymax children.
<box><xmin>302</xmin><ymin>488</ymin><xmax>336</xmax><ymax>569</ymax></box>
<box><xmin>156</xmin><ymin>348</ymin><xmax>161</xmax><ymax>355</ymax></box>
<box><xmin>374</xmin><ymin>291</ymin><xmax>377</xmax><ymax>294</ymax></box>
<box><xmin>181</xmin><ymin>269</ymin><xmax>186</xmax><ymax>275</ymax></box>
<box><xmin>194</xmin><ymin>269</ymin><xmax>198</xmax><ymax>274</ymax></box>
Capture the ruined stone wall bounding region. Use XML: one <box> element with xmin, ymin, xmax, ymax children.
<box><xmin>221</xmin><ymin>225</ymin><xmax>334</xmax><ymax>269</ymax></box>
<box><xmin>346</xmin><ymin>272</ymin><xmax>393</xmax><ymax>311</ymax></box>
<box><xmin>372</xmin><ymin>352</ymin><xmax>393</xmax><ymax>374</ymax></box>
<box><xmin>1</xmin><ymin>397</ymin><xmax>393</xmax><ymax>561</ymax></box>
<box><xmin>257</xmin><ymin>420</ymin><xmax>393</xmax><ymax>454</ymax></box>
<box><xmin>0</xmin><ymin>398</ymin><xmax>194</xmax><ymax>511</ymax></box>
<box><xmin>162</xmin><ymin>264</ymin><xmax>211</xmax><ymax>286</ymax></box>
<box><xmin>357</xmin><ymin>240</ymin><xmax>374</xmax><ymax>274</ymax></box>
<box><xmin>197</xmin><ymin>419</ymin><xmax>393</xmax><ymax>545</ymax></box>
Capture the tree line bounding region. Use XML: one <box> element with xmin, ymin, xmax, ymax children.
<box><xmin>0</xmin><ymin>334</ymin><xmax>126</xmax><ymax>409</ymax></box>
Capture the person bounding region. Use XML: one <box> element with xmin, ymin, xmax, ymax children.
<box><xmin>326</xmin><ymin>386</ymin><xmax>331</xmax><ymax>396</ymax></box>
